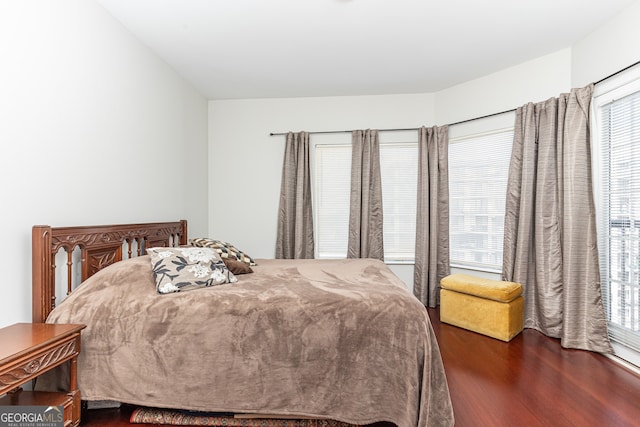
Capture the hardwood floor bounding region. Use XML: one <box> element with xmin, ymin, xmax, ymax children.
<box><xmin>81</xmin><ymin>308</ymin><xmax>640</xmax><ymax>426</ymax></box>
<box><xmin>427</xmin><ymin>307</ymin><xmax>640</xmax><ymax>426</ymax></box>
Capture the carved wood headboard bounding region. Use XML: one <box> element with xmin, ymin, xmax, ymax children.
<box><xmin>32</xmin><ymin>220</ymin><xmax>188</xmax><ymax>323</ymax></box>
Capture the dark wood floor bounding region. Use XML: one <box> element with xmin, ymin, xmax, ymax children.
<box><xmin>81</xmin><ymin>307</ymin><xmax>640</xmax><ymax>426</ymax></box>
<box><xmin>427</xmin><ymin>307</ymin><xmax>640</xmax><ymax>426</ymax></box>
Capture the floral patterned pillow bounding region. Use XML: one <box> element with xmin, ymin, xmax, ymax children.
<box><xmin>189</xmin><ymin>238</ymin><xmax>257</xmax><ymax>266</ymax></box>
<box><xmin>147</xmin><ymin>247</ymin><xmax>237</xmax><ymax>294</ymax></box>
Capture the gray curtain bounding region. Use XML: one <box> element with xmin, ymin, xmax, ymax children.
<box><xmin>275</xmin><ymin>131</ymin><xmax>314</xmax><ymax>259</ymax></box>
<box><xmin>503</xmin><ymin>84</ymin><xmax>612</xmax><ymax>353</ymax></box>
<box><xmin>414</xmin><ymin>125</ymin><xmax>450</xmax><ymax>307</ymax></box>
<box><xmin>348</xmin><ymin>129</ymin><xmax>384</xmax><ymax>260</ymax></box>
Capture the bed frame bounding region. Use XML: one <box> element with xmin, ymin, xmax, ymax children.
<box><xmin>32</xmin><ymin>220</ymin><xmax>188</xmax><ymax>323</ymax></box>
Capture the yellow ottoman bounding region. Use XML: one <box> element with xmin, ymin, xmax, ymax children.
<box><xmin>440</xmin><ymin>274</ymin><xmax>524</xmax><ymax>342</ymax></box>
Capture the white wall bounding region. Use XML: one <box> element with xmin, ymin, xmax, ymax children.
<box><xmin>0</xmin><ymin>0</ymin><xmax>208</xmax><ymax>328</ymax></box>
<box><xmin>572</xmin><ymin>0</ymin><xmax>640</xmax><ymax>88</ymax></box>
<box><xmin>435</xmin><ymin>48</ymin><xmax>572</xmax><ymax>126</ymax></box>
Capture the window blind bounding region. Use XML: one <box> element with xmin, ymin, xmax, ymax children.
<box><xmin>597</xmin><ymin>89</ymin><xmax>640</xmax><ymax>354</ymax></box>
<box><xmin>448</xmin><ymin>129</ymin><xmax>513</xmax><ymax>271</ymax></box>
<box><xmin>314</xmin><ymin>142</ymin><xmax>419</xmax><ymax>261</ymax></box>
<box><xmin>380</xmin><ymin>143</ymin><xmax>418</xmax><ymax>261</ymax></box>
<box><xmin>315</xmin><ymin>144</ymin><xmax>351</xmax><ymax>258</ymax></box>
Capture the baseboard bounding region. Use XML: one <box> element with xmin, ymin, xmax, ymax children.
<box><xmin>604</xmin><ymin>353</ymin><xmax>640</xmax><ymax>377</ymax></box>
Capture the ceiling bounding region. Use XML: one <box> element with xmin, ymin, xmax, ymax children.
<box><xmin>96</xmin><ymin>0</ymin><xmax>636</xmax><ymax>100</ymax></box>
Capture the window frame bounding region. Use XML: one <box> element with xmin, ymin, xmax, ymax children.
<box><xmin>311</xmin><ymin>135</ymin><xmax>352</xmax><ymax>260</ymax></box>
<box><xmin>311</xmin><ymin>130</ymin><xmax>419</xmax><ymax>263</ymax></box>
<box><xmin>592</xmin><ymin>66</ymin><xmax>640</xmax><ymax>368</ymax></box>
<box><xmin>447</xmin><ymin>114</ymin><xmax>515</xmax><ymax>273</ymax></box>
<box><xmin>310</xmin><ymin>115</ymin><xmax>516</xmax><ymax>275</ymax></box>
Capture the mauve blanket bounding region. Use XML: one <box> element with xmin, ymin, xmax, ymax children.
<box><xmin>41</xmin><ymin>257</ymin><xmax>454</xmax><ymax>426</ymax></box>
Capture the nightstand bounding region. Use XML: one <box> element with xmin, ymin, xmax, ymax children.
<box><xmin>0</xmin><ymin>323</ymin><xmax>86</xmax><ymax>427</ymax></box>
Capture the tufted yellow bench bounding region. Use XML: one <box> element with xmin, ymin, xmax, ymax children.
<box><xmin>440</xmin><ymin>274</ymin><xmax>524</xmax><ymax>342</ymax></box>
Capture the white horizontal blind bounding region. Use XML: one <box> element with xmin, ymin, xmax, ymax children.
<box><xmin>448</xmin><ymin>129</ymin><xmax>513</xmax><ymax>270</ymax></box>
<box><xmin>315</xmin><ymin>144</ymin><xmax>351</xmax><ymax>258</ymax></box>
<box><xmin>314</xmin><ymin>142</ymin><xmax>419</xmax><ymax>261</ymax></box>
<box><xmin>597</xmin><ymin>88</ymin><xmax>640</xmax><ymax>355</ymax></box>
<box><xmin>380</xmin><ymin>143</ymin><xmax>418</xmax><ymax>261</ymax></box>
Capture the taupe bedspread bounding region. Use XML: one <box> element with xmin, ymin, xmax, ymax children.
<box><xmin>42</xmin><ymin>257</ymin><xmax>454</xmax><ymax>426</ymax></box>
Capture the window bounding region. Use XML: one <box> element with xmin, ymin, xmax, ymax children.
<box><xmin>313</xmin><ymin>125</ymin><xmax>512</xmax><ymax>267</ymax></box>
<box><xmin>315</xmin><ymin>144</ymin><xmax>351</xmax><ymax>258</ymax></box>
<box><xmin>448</xmin><ymin>129</ymin><xmax>513</xmax><ymax>271</ymax></box>
<box><xmin>314</xmin><ymin>140</ymin><xmax>418</xmax><ymax>262</ymax></box>
<box><xmin>594</xmin><ymin>69</ymin><xmax>640</xmax><ymax>365</ymax></box>
<box><xmin>380</xmin><ymin>143</ymin><xmax>418</xmax><ymax>261</ymax></box>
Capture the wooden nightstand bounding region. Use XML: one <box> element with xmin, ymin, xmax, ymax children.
<box><xmin>0</xmin><ymin>323</ymin><xmax>85</xmax><ymax>427</ymax></box>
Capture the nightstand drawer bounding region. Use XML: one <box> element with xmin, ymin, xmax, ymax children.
<box><xmin>0</xmin><ymin>334</ymin><xmax>79</xmax><ymax>394</ymax></box>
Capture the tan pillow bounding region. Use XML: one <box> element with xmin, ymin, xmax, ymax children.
<box><xmin>223</xmin><ymin>258</ymin><xmax>254</xmax><ymax>275</ymax></box>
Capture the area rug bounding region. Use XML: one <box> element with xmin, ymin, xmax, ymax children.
<box><xmin>130</xmin><ymin>407</ymin><xmax>362</xmax><ymax>426</ymax></box>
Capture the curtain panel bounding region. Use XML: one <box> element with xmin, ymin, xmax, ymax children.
<box><xmin>414</xmin><ymin>125</ymin><xmax>450</xmax><ymax>307</ymax></box>
<box><xmin>275</xmin><ymin>131</ymin><xmax>315</xmax><ymax>259</ymax></box>
<box><xmin>502</xmin><ymin>84</ymin><xmax>612</xmax><ymax>353</ymax></box>
<box><xmin>348</xmin><ymin>129</ymin><xmax>384</xmax><ymax>260</ymax></box>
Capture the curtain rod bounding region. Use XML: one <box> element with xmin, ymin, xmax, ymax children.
<box><xmin>268</xmin><ymin>59</ymin><xmax>640</xmax><ymax>137</ymax></box>
<box><xmin>594</xmin><ymin>59</ymin><xmax>640</xmax><ymax>85</ymax></box>
<box><xmin>268</xmin><ymin>108</ymin><xmax>515</xmax><ymax>137</ymax></box>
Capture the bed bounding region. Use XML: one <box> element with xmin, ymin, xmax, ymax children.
<box><xmin>32</xmin><ymin>220</ymin><xmax>454</xmax><ymax>427</ymax></box>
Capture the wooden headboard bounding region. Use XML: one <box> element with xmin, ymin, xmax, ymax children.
<box><xmin>32</xmin><ymin>220</ymin><xmax>188</xmax><ymax>323</ymax></box>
